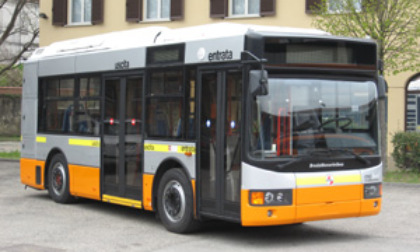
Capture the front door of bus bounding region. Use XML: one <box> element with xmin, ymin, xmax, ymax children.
<box><xmin>102</xmin><ymin>76</ymin><xmax>143</xmax><ymax>200</ymax></box>
<box><xmin>199</xmin><ymin>70</ymin><xmax>242</xmax><ymax>219</ymax></box>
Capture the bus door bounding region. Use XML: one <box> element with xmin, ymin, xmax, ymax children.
<box><xmin>198</xmin><ymin>69</ymin><xmax>242</xmax><ymax>219</ymax></box>
<box><xmin>102</xmin><ymin>75</ymin><xmax>143</xmax><ymax>200</ymax></box>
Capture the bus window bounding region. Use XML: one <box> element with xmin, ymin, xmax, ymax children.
<box><xmin>146</xmin><ymin>69</ymin><xmax>184</xmax><ymax>139</ymax></box>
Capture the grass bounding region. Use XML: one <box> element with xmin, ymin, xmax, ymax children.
<box><xmin>0</xmin><ymin>150</ymin><xmax>20</xmax><ymax>160</ymax></box>
<box><xmin>384</xmin><ymin>170</ymin><xmax>420</xmax><ymax>184</ymax></box>
<box><xmin>0</xmin><ymin>136</ymin><xmax>20</xmax><ymax>142</ymax></box>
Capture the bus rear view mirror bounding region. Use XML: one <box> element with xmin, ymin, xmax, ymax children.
<box><xmin>249</xmin><ymin>70</ymin><xmax>268</xmax><ymax>97</ymax></box>
<box><xmin>378</xmin><ymin>76</ymin><xmax>387</xmax><ymax>100</ymax></box>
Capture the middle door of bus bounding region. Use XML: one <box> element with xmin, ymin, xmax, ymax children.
<box><xmin>102</xmin><ymin>75</ymin><xmax>143</xmax><ymax>200</ymax></box>
<box><xmin>198</xmin><ymin>69</ymin><xmax>242</xmax><ymax>219</ymax></box>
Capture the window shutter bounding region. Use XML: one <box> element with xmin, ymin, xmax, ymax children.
<box><xmin>260</xmin><ymin>0</ymin><xmax>276</xmax><ymax>16</ymax></box>
<box><xmin>52</xmin><ymin>0</ymin><xmax>68</xmax><ymax>26</ymax></box>
<box><xmin>126</xmin><ymin>0</ymin><xmax>143</xmax><ymax>22</ymax></box>
<box><xmin>171</xmin><ymin>0</ymin><xmax>184</xmax><ymax>20</ymax></box>
<box><xmin>210</xmin><ymin>0</ymin><xmax>227</xmax><ymax>18</ymax></box>
<box><xmin>306</xmin><ymin>0</ymin><xmax>322</xmax><ymax>14</ymax></box>
<box><xmin>92</xmin><ymin>0</ymin><xmax>104</xmax><ymax>24</ymax></box>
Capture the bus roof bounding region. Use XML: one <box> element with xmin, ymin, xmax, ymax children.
<box><xmin>29</xmin><ymin>23</ymin><xmax>331</xmax><ymax>61</ymax></box>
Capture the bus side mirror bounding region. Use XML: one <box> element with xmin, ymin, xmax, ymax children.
<box><xmin>249</xmin><ymin>70</ymin><xmax>268</xmax><ymax>97</ymax></box>
<box><xmin>378</xmin><ymin>76</ymin><xmax>387</xmax><ymax>100</ymax></box>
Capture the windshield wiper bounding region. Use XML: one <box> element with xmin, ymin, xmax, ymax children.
<box><xmin>329</xmin><ymin>148</ymin><xmax>371</xmax><ymax>165</ymax></box>
<box><xmin>276</xmin><ymin>150</ymin><xmax>328</xmax><ymax>170</ymax></box>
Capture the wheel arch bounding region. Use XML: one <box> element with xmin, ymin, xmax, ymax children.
<box><xmin>151</xmin><ymin>157</ymin><xmax>192</xmax><ymax>211</ymax></box>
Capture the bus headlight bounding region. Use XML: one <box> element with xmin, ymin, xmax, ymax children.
<box><xmin>364</xmin><ymin>183</ymin><xmax>382</xmax><ymax>199</ymax></box>
<box><xmin>249</xmin><ymin>190</ymin><xmax>292</xmax><ymax>206</ymax></box>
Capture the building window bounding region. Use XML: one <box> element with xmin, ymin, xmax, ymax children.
<box><xmin>306</xmin><ymin>0</ymin><xmax>362</xmax><ymax>14</ymax></box>
<box><xmin>126</xmin><ymin>0</ymin><xmax>183</xmax><ymax>22</ymax></box>
<box><xmin>210</xmin><ymin>0</ymin><xmax>275</xmax><ymax>18</ymax></box>
<box><xmin>70</xmin><ymin>0</ymin><xmax>92</xmax><ymax>24</ymax></box>
<box><xmin>327</xmin><ymin>0</ymin><xmax>361</xmax><ymax>13</ymax></box>
<box><xmin>231</xmin><ymin>0</ymin><xmax>260</xmax><ymax>16</ymax></box>
<box><xmin>145</xmin><ymin>0</ymin><xmax>170</xmax><ymax>20</ymax></box>
<box><xmin>406</xmin><ymin>76</ymin><xmax>420</xmax><ymax>132</ymax></box>
<box><xmin>52</xmin><ymin>0</ymin><xmax>103</xmax><ymax>26</ymax></box>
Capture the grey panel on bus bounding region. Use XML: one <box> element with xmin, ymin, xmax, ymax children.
<box><xmin>21</xmin><ymin>98</ymin><xmax>38</xmax><ymax>137</ymax></box>
<box><xmin>22</xmin><ymin>62</ymin><xmax>38</xmax><ymax>99</ymax></box>
<box><xmin>185</xmin><ymin>36</ymin><xmax>245</xmax><ymax>65</ymax></box>
<box><xmin>36</xmin><ymin>135</ymin><xmax>100</xmax><ymax>168</ymax></box>
<box><xmin>39</xmin><ymin>56</ymin><xmax>76</xmax><ymax>77</ymax></box>
<box><xmin>21</xmin><ymin>136</ymin><xmax>36</xmax><ymax>159</ymax></box>
<box><xmin>75</xmin><ymin>48</ymin><xmax>146</xmax><ymax>74</ymax></box>
<box><xmin>241</xmin><ymin>162</ymin><xmax>296</xmax><ymax>190</ymax></box>
<box><xmin>144</xmin><ymin>140</ymin><xmax>196</xmax><ymax>179</ymax></box>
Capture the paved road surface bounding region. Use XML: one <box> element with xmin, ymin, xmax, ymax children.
<box><xmin>1</xmin><ymin>161</ymin><xmax>419</xmax><ymax>252</ymax></box>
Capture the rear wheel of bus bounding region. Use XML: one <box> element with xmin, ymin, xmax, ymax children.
<box><xmin>47</xmin><ymin>153</ymin><xmax>76</xmax><ymax>204</ymax></box>
<box><xmin>157</xmin><ymin>168</ymin><xmax>198</xmax><ymax>233</ymax></box>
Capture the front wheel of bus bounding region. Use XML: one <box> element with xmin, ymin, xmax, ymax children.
<box><xmin>157</xmin><ymin>168</ymin><xmax>198</xmax><ymax>233</ymax></box>
<box><xmin>48</xmin><ymin>153</ymin><xmax>75</xmax><ymax>204</ymax></box>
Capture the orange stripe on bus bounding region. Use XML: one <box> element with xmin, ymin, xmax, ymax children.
<box><xmin>143</xmin><ymin>174</ymin><xmax>154</xmax><ymax>211</ymax></box>
<box><xmin>68</xmin><ymin>164</ymin><xmax>100</xmax><ymax>200</ymax></box>
<box><xmin>20</xmin><ymin>158</ymin><xmax>45</xmax><ymax>190</ymax></box>
<box><xmin>191</xmin><ymin>179</ymin><xmax>196</xmax><ymax>218</ymax></box>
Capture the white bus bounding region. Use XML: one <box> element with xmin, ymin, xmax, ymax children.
<box><xmin>21</xmin><ymin>23</ymin><xmax>384</xmax><ymax>233</ymax></box>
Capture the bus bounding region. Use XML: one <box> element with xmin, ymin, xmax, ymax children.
<box><xmin>20</xmin><ymin>23</ymin><xmax>384</xmax><ymax>233</ymax></box>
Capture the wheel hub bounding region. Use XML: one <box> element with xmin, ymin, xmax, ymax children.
<box><xmin>163</xmin><ymin>180</ymin><xmax>186</xmax><ymax>223</ymax></box>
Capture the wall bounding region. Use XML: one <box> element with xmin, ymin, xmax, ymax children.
<box><xmin>39</xmin><ymin>0</ymin><xmax>313</xmax><ymax>46</ymax></box>
<box><xmin>0</xmin><ymin>90</ymin><xmax>21</xmax><ymax>136</ymax></box>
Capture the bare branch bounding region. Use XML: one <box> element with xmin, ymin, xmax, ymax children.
<box><xmin>0</xmin><ymin>28</ymin><xmax>39</xmax><ymax>76</ymax></box>
<box><xmin>0</xmin><ymin>0</ymin><xmax>27</xmax><ymax>46</ymax></box>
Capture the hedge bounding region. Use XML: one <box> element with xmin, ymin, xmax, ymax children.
<box><xmin>392</xmin><ymin>132</ymin><xmax>420</xmax><ymax>171</ymax></box>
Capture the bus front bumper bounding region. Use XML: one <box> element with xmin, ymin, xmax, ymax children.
<box><xmin>240</xmin><ymin>189</ymin><xmax>381</xmax><ymax>226</ymax></box>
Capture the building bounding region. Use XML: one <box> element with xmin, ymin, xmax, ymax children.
<box><xmin>38</xmin><ymin>0</ymin><xmax>419</xmax><ymax>166</ymax></box>
<box><xmin>0</xmin><ymin>0</ymin><xmax>39</xmax><ymax>64</ymax></box>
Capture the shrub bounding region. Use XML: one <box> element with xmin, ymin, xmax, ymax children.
<box><xmin>392</xmin><ymin>132</ymin><xmax>420</xmax><ymax>171</ymax></box>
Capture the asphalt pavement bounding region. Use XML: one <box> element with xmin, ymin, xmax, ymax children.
<box><xmin>1</xmin><ymin>160</ymin><xmax>420</xmax><ymax>252</ymax></box>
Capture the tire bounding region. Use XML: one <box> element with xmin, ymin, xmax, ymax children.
<box><xmin>157</xmin><ymin>168</ymin><xmax>198</xmax><ymax>233</ymax></box>
<box><xmin>47</xmin><ymin>153</ymin><xmax>75</xmax><ymax>204</ymax></box>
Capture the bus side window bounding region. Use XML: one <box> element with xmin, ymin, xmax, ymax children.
<box><xmin>146</xmin><ymin>69</ymin><xmax>184</xmax><ymax>139</ymax></box>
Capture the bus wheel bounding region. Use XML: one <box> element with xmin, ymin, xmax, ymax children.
<box><xmin>47</xmin><ymin>153</ymin><xmax>75</xmax><ymax>204</ymax></box>
<box><xmin>157</xmin><ymin>168</ymin><xmax>197</xmax><ymax>233</ymax></box>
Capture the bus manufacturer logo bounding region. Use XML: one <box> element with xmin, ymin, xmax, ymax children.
<box><xmin>115</xmin><ymin>60</ymin><xmax>130</xmax><ymax>70</ymax></box>
<box><xmin>326</xmin><ymin>175</ymin><xmax>334</xmax><ymax>185</ymax></box>
<box><xmin>309</xmin><ymin>162</ymin><xmax>344</xmax><ymax>169</ymax></box>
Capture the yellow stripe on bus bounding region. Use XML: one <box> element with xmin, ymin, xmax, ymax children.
<box><xmin>68</xmin><ymin>139</ymin><xmax>100</xmax><ymax>147</ymax></box>
<box><xmin>36</xmin><ymin>136</ymin><xmax>47</xmax><ymax>143</ymax></box>
<box><xmin>297</xmin><ymin>174</ymin><xmax>361</xmax><ymax>186</ymax></box>
<box><xmin>144</xmin><ymin>143</ymin><xmax>196</xmax><ymax>154</ymax></box>
<box><xmin>102</xmin><ymin>194</ymin><xmax>142</xmax><ymax>209</ymax></box>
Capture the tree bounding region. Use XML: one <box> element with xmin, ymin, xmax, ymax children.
<box><xmin>0</xmin><ymin>0</ymin><xmax>39</xmax><ymax>78</ymax></box>
<box><xmin>311</xmin><ymin>0</ymin><xmax>420</xmax><ymax>171</ymax></box>
<box><xmin>312</xmin><ymin>0</ymin><xmax>420</xmax><ymax>75</ymax></box>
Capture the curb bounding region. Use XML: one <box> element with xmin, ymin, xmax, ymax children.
<box><xmin>0</xmin><ymin>158</ymin><xmax>19</xmax><ymax>163</ymax></box>
<box><xmin>383</xmin><ymin>182</ymin><xmax>420</xmax><ymax>188</ymax></box>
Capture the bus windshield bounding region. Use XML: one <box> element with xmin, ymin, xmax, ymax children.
<box><xmin>249</xmin><ymin>78</ymin><xmax>379</xmax><ymax>159</ymax></box>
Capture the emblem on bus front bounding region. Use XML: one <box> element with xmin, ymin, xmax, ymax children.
<box><xmin>326</xmin><ymin>175</ymin><xmax>334</xmax><ymax>185</ymax></box>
